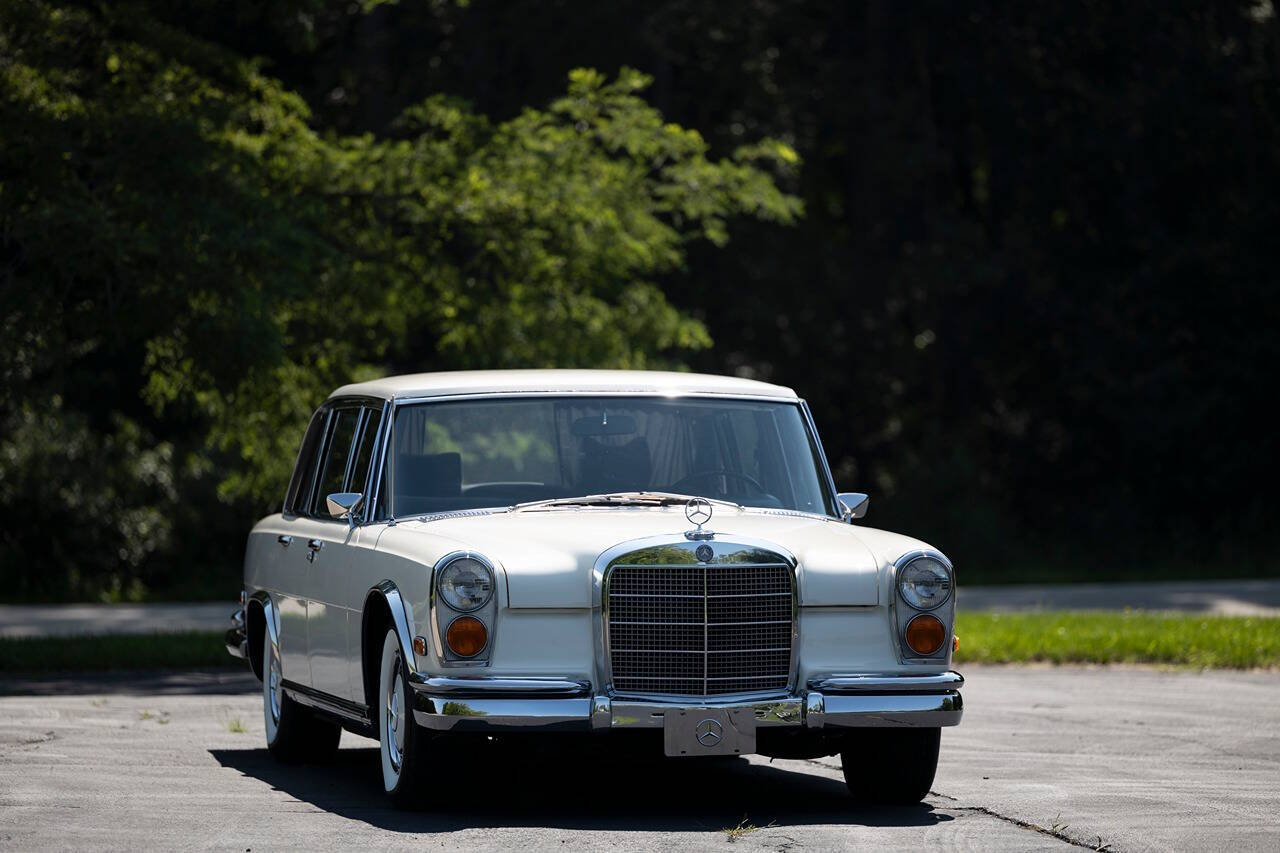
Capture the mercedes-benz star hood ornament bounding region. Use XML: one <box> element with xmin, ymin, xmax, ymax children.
<box><xmin>684</xmin><ymin>497</ymin><xmax>714</xmax><ymax>541</ymax></box>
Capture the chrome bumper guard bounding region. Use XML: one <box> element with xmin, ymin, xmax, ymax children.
<box><xmin>411</xmin><ymin>671</ymin><xmax>963</xmax><ymax>732</ymax></box>
<box><xmin>225</xmin><ymin>608</ymin><xmax>248</xmax><ymax>660</ymax></box>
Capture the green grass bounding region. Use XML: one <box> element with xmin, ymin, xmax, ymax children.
<box><xmin>955</xmin><ymin>611</ymin><xmax>1280</xmax><ymax>669</ymax></box>
<box><xmin>0</xmin><ymin>631</ymin><xmax>234</xmax><ymax>673</ymax></box>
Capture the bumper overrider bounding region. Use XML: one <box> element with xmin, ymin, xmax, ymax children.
<box><xmin>409</xmin><ymin>672</ymin><xmax>963</xmax><ymax>732</ymax></box>
<box><xmin>226</xmin><ymin>608</ymin><xmax>247</xmax><ymax>659</ymax></box>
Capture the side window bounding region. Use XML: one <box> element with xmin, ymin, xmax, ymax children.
<box><xmin>346</xmin><ymin>406</ymin><xmax>384</xmax><ymax>497</ymax></box>
<box><xmin>310</xmin><ymin>408</ymin><xmax>361</xmax><ymax>517</ymax></box>
<box><xmin>284</xmin><ymin>409</ymin><xmax>328</xmax><ymax>515</ymax></box>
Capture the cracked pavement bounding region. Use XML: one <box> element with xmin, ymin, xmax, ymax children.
<box><xmin>1</xmin><ymin>665</ymin><xmax>1277</xmax><ymax>851</ymax></box>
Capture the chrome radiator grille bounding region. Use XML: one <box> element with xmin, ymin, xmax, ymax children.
<box><xmin>606</xmin><ymin>549</ymin><xmax>794</xmax><ymax>697</ymax></box>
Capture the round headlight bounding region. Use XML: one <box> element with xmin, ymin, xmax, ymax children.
<box><xmin>436</xmin><ymin>557</ymin><xmax>494</xmax><ymax>612</ymax></box>
<box><xmin>897</xmin><ymin>555</ymin><xmax>952</xmax><ymax>610</ymax></box>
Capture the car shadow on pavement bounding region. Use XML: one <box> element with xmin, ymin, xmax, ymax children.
<box><xmin>209</xmin><ymin>739</ymin><xmax>951</xmax><ymax>834</ymax></box>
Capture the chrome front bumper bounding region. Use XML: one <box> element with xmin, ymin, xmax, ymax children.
<box><xmin>410</xmin><ymin>672</ymin><xmax>963</xmax><ymax>733</ymax></box>
<box><xmin>225</xmin><ymin>608</ymin><xmax>247</xmax><ymax>660</ymax></box>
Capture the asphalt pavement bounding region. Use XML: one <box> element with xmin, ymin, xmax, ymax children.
<box><xmin>4</xmin><ymin>579</ymin><xmax>1278</xmax><ymax>638</ymax></box>
<box><xmin>1</xmin><ymin>665</ymin><xmax>1277</xmax><ymax>851</ymax></box>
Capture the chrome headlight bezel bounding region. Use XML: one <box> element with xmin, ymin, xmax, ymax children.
<box><xmin>435</xmin><ymin>554</ymin><xmax>496</xmax><ymax>613</ymax></box>
<box><xmin>896</xmin><ymin>553</ymin><xmax>953</xmax><ymax>611</ymax></box>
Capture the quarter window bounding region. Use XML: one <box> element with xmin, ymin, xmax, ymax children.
<box><xmin>284</xmin><ymin>409</ymin><xmax>327</xmax><ymax>515</ymax></box>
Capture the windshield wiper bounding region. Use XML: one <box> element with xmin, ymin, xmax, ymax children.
<box><xmin>511</xmin><ymin>491</ymin><xmax>741</xmax><ymax>511</ymax></box>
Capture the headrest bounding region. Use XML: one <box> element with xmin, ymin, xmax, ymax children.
<box><xmin>397</xmin><ymin>452</ymin><xmax>462</xmax><ymax>497</ymax></box>
<box><xmin>579</xmin><ymin>436</ymin><xmax>651</xmax><ymax>493</ymax></box>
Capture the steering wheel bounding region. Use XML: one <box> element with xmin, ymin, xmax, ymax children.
<box><xmin>670</xmin><ymin>469</ymin><xmax>767</xmax><ymax>496</ymax></box>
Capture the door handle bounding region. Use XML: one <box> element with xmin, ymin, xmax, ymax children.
<box><xmin>277</xmin><ymin>535</ymin><xmax>293</xmax><ymax>548</ymax></box>
<box><xmin>306</xmin><ymin>538</ymin><xmax>324</xmax><ymax>563</ymax></box>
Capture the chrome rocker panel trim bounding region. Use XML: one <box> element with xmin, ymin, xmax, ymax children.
<box><xmin>411</xmin><ymin>671</ymin><xmax>964</xmax><ymax>733</ymax></box>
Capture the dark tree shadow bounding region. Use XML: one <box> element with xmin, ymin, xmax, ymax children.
<box><xmin>2</xmin><ymin>669</ymin><xmax>258</xmax><ymax>697</ymax></box>
<box><xmin>209</xmin><ymin>737</ymin><xmax>952</xmax><ymax>834</ymax></box>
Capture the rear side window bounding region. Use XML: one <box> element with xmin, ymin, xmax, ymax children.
<box><xmin>310</xmin><ymin>408</ymin><xmax>361</xmax><ymax>516</ymax></box>
<box><xmin>284</xmin><ymin>409</ymin><xmax>328</xmax><ymax>515</ymax></box>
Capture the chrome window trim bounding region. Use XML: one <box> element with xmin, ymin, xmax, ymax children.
<box><xmin>353</xmin><ymin>400</ymin><xmax>390</xmax><ymax>526</ymax></box>
<box><xmin>369</xmin><ymin>398</ymin><xmax>395</xmax><ymax>522</ymax></box>
<box><xmin>888</xmin><ymin>549</ymin><xmax>956</xmax><ymax>665</ymax></box>
<box><xmin>307</xmin><ymin>404</ymin><xmax>357</xmax><ymax>519</ymax></box>
<box><xmin>429</xmin><ymin>550</ymin><xmax>498</xmax><ymax>668</ymax></box>
<box><xmin>382</xmin><ymin>393</ymin><xmax>841</xmax><ymax>522</ymax></box>
<box><xmin>338</xmin><ymin>407</ymin><xmax>366</xmax><ymax>497</ymax></box>
<box><xmin>591</xmin><ymin>534</ymin><xmax>800</xmax><ymax>703</ymax></box>
<box><xmin>798</xmin><ymin>398</ymin><xmax>842</xmax><ymax>519</ymax></box>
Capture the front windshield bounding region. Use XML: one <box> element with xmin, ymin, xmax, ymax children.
<box><xmin>386</xmin><ymin>396</ymin><xmax>835</xmax><ymax>517</ymax></box>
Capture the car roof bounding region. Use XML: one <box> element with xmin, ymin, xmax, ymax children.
<box><xmin>329</xmin><ymin>369</ymin><xmax>798</xmax><ymax>402</ymax></box>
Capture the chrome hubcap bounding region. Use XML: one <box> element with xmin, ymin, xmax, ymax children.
<box><xmin>385</xmin><ymin>657</ymin><xmax>404</xmax><ymax>771</ymax></box>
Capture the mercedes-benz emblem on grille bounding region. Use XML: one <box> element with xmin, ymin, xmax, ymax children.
<box><xmin>695</xmin><ymin>544</ymin><xmax>714</xmax><ymax>563</ymax></box>
<box><xmin>685</xmin><ymin>497</ymin><xmax>713</xmax><ymax>526</ymax></box>
<box><xmin>695</xmin><ymin>718</ymin><xmax>723</xmax><ymax>747</ymax></box>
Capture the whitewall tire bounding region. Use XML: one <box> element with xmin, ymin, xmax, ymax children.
<box><xmin>378</xmin><ymin>627</ymin><xmax>427</xmax><ymax>806</ymax></box>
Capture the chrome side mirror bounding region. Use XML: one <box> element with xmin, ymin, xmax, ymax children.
<box><xmin>837</xmin><ymin>492</ymin><xmax>869</xmax><ymax>522</ymax></box>
<box><xmin>326</xmin><ymin>492</ymin><xmax>364</xmax><ymax>528</ymax></box>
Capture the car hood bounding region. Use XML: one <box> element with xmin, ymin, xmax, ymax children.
<box><xmin>381</xmin><ymin>506</ymin><xmax>936</xmax><ymax>608</ymax></box>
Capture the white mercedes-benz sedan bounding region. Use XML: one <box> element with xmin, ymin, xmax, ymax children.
<box><xmin>226</xmin><ymin>369</ymin><xmax>962</xmax><ymax>806</ymax></box>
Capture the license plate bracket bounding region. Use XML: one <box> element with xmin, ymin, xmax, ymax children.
<box><xmin>663</xmin><ymin>707</ymin><xmax>756</xmax><ymax>757</ymax></box>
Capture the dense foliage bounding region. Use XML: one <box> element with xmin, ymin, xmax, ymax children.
<box><xmin>3</xmin><ymin>0</ymin><xmax>1277</xmax><ymax>599</ymax></box>
<box><xmin>0</xmin><ymin>0</ymin><xmax>797</xmax><ymax>599</ymax></box>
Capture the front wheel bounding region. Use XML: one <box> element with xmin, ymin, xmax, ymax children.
<box><xmin>378</xmin><ymin>628</ymin><xmax>429</xmax><ymax>808</ymax></box>
<box><xmin>262</xmin><ymin>628</ymin><xmax>340</xmax><ymax>763</ymax></box>
<box><xmin>840</xmin><ymin>728</ymin><xmax>940</xmax><ymax>805</ymax></box>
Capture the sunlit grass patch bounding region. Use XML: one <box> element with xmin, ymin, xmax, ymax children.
<box><xmin>955</xmin><ymin>611</ymin><xmax>1280</xmax><ymax>668</ymax></box>
<box><xmin>723</xmin><ymin>816</ymin><xmax>775</xmax><ymax>842</ymax></box>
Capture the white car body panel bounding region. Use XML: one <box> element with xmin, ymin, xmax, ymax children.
<box><xmin>392</xmin><ymin>509</ymin><xmax>889</xmax><ymax>609</ymax></box>
<box><xmin>244</xmin><ymin>516</ymin><xmax>310</xmax><ymax>686</ymax></box>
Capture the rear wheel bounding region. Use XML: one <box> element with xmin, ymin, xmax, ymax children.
<box><xmin>840</xmin><ymin>728</ymin><xmax>940</xmax><ymax>805</ymax></box>
<box><xmin>378</xmin><ymin>628</ymin><xmax>429</xmax><ymax>808</ymax></box>
<box><xmin>262</xmin><ymin>629</ymin><xmax>340</xmax><ymax>762</ymax></box>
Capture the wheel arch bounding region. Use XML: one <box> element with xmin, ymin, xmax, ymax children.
<box><xmin>245</xmin><ymin>591</ymin><xmax>276</xmax><ymax>682</ymax></box>
<box><xmin>360</xmin><ymin>581</ymin><xmax>419</xmax><ymax>709</ymax></box>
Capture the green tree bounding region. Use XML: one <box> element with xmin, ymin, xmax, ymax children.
<box><xmin>0</xmin><ymin>0</ymin><xmax>799</xmax><ymax>600</ymax></box>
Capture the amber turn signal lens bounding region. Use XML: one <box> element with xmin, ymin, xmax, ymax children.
<box><xmin>953</xmin><ymin>634</ymin><xmax>960</xmax><ymax>653</ymax></box>
<box><xmin>905</xmin><ymin>614</ymin><xmax>946</xmax><ymax>655</ymax></box>
<box><xmin>445</xmin><ymin>616</ymin><xmax>488</xmax><ymax>657</ymax></box>
<box><xmin>412</xmin><ymin>636</ymin><xmax>428</xmax><ymax>657</ymax></box>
